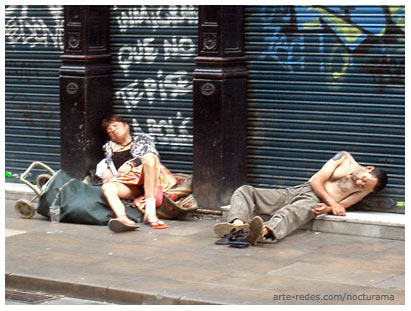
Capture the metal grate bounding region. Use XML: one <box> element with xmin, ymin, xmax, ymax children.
<box><xmin>244</xmin><ymin>5</ymin><xmax>405</xmax><ymax>213</ymax></box>
<box><xmin>5</xmin><ymin>5</ymin><xmax>64</xmax><ymax>180</ymax></box>
<box><xmin>5</xmin><ymin>288</ymin><xmax>62</xmax><ymax>304</ymax></box>
<box><xmin>109</xmin><ymin>5</ymin><xmax>198</xmax><ymax>174</ymax></box>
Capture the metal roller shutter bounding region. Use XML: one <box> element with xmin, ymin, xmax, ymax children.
<box><xmin>245</xmin><ymin>6</ymin><xmax>405</xmax><ymax>213</ymax></box>
<box><xmin>109</xmin><ymin>5</ymin><xmax>198</xmax><ymax>174</ymax></box>
<box><xmin>5</xmin><ymin>5</ymin><xmax>64</xmax><ymax>181</ymax></box>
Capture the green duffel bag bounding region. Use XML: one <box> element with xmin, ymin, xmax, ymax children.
<box><xmin>37</xmin><ymin>170</ymin><xmax>142</xmax><ymax>225</ymax></box>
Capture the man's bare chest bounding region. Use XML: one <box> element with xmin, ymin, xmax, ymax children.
<box><xmin>325</xmin><ymin>163</ymin><xmax>364</xmax><ymax>202</ymax></box>
<box><xmin>324</xmin><ymin>177</ymin><xmax>358</xmax><ymax>201</ymax></box>
<box><xmin>332</xmin><ymin>175</ymin><xmax>357</xmax><ymax>192</ymax></box>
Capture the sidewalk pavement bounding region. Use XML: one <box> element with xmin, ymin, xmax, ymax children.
<box><xmin>5</xmin><ymin>191</ymin><xmax>405</xmax><ymax>305</ymax></box>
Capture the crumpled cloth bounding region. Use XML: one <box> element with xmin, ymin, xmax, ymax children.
<box><xmin>111</xmin><ymin>165</ymin><xmax>198</xmax><ymax>219</ymax></box>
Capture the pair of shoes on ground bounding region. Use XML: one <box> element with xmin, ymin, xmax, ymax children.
<box><xmin>245</xmin><ymin>216</ymin><xmax>265</xmax><ymax>246</ymax></box>
<box><xmin>214</xmin><ymin>216</ymin><xmax>265</xmax><ymax>247</ymax></box>
<box><xmin>109</xmin><ymin>214</ymin><xmax>168</xmax><ymax>233</ymax></box>
<box><xmin>215</xmin><ymin>228</ymin><xmax>250</xmax><ymax>248</ymax></box>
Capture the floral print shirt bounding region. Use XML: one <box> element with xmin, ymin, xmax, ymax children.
<box><xmin>99</xmin><ymin>133</ymin><xmax>159</xmax><ymax>175</ymax></box>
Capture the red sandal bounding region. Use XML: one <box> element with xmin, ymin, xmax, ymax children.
<box><xmin>144</xmin><ymin>214</ymin><xmax>168</xmax><ymax>229</ymax></box>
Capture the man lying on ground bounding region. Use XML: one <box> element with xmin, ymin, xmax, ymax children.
<box><xmin>214</xmin><ymin>151</ymin><xmax>388</xmax><ymax>246</ymax></box>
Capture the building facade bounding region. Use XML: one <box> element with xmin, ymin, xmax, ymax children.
<box><xmin>5</xmin><ymin>5</ymin><xmax>405</xmax><ymax>213</ymax></box>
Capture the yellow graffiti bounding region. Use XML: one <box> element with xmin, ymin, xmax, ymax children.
<box><xmin>306</xmin><ymin>7</ymin><xmax>357</xmax><ymax>80</ymax></box>
<box><xmin>302</xmin><ymin>17</ymin><xmax>322</xmax><ymax>30</ymax></box>
<box><xmin>389</xmin><ymin>6</ymin><xmax>405</xmax><ymax>33</ymax></box>
<box><xmin>390</xmin><ymin>6</ymin><xmax>402</xmax><ymax>15</ymax></box>
<box><xmin>332</xmin><ymin>52</ymin><xmax>350</xmax><ymax>80</ymax></box>
<box><xmin>311</xmin><ymin>7</ymin><xmax>366</xmax><ymax>42</ymax></box>
<box><xmin>288</xmin><ymin>6</ymin><xmax>404</xmax><ymax>85</ymax></box>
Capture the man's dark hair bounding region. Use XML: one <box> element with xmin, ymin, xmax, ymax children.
<box><xmin>371</xmin><ymin>168</ymin><xmax>388</xmax><ymax>193</ymax></box>
<box><xmin>101</xmin><ymin>115</ymin><xmax>127</xmax><ymax>134</ymax></box>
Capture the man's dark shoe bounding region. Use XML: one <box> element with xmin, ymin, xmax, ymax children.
<box><xmin>215</xmin><ymin>228</ymin><xmax>248</xmax><ymax>245</ymax></box>
<box><xmin>228</xmin><ymin>241</ymin><xmax>250</xmax><ymax>248</ymax></box>
<box><xmin>214</xmin><ymin>222</ymin><xmax>249</xmax><ymax>238</ymax></box>
<box><xmin>245</xmin><ymin>216</ymin><xmax>264</xmax><ymax>246</ymax></box>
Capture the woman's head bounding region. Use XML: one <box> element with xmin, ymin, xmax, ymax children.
<box><xmin>101</xmin><ymin>115</ymin><xmax>131</xmax><ymax>143</ymax></box>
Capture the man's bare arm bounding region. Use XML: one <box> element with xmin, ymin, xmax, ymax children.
<box><xmin>309</xmin><ymin>151</ymin><xmax>349</xmax><ymax>216</ymax></box>
<box><xmin>311</xmin><ymin>191</ymin><xmax>370</xmax><ymax>216</ymax></box>
<box><xmin>338</xmin><ymin>191</ymin><xmax>370</xmax><ymax>209</ymax></box>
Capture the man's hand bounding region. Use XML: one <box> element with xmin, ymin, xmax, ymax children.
<box><xmin>311</xmin><ymin>202</ymin><xmax>346</xmax><ymax>216</ymax></box>
<box><xmin>331</xmin><ymin>203</ymin><xmax>346</xmax><ymax>216</ymax></box>
<box><xmin>311</xmin><ymin>203</ymin><xmax>332</xmax><ymax>216</ymax></box>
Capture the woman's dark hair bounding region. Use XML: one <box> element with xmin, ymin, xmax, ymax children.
<box><xmin>100</xmin><ymin>115</ymin><xmax>127</xmax><ymax>134</ymax></box>
<box><xmin>371</xmin><ymin>168</ymin><xmax>388</xmax><ymax>193</ymax></box>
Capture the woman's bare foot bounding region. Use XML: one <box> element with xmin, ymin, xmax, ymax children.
<box><xmin>117</xmin><ymin>215</ymin><xmax>136</xmax><ymax>226</ymax></box>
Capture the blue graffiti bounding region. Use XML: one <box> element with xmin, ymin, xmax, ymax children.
<box><xmin>257</xmin><ymin>5</ymin><xmax>405</xmax><ymax>87</ymax></box>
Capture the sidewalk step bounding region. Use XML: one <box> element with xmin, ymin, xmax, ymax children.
<box><xmin>221</xmin><ymin>205</ymin><xmax>404</xmax><ymax>241</ymax></box>
<box><xmin>5</xmin><ymin>183</ymin><xmax>36</xmax><ymax>201</ymax></box>
<box><xmin>301</xmin><ymin>212</ymin><xmax>404</xmax><ymax>241</ymax></box>
<box><xmin>6</xmin><ymin>183</ymin><xmax>404</xmax><ymax>241</ymax></box>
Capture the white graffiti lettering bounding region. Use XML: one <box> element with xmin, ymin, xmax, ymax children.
<box><xmin>146</xmin><ymin>112</ymin><xmax>192</xmax><ymax>147</ymax></box>
<box><xmin>115</xmin><ymin>70</ymin><xmax>192</xmax><ymax>107</ymax></box>
<box><xmin>112</xmin><ymin>5</ymin><xmax>197</xmax><ymax>148</ymax></box>
<box><xmin>118</xmin><ymin>35</ymin><xmax>195</xmax><ymax>75</ymax></box>
<box><xmin>164</xmin><ymin>37</ymin><xmax>196</xmax><ymax>61</ymax></box>
<box><xmin>113</xmin><ymin>5</ymin><xmax>197</xmax><ymax>31</ymax></box>
<box><xmin>118</xmin><ymin>38</ymin><xmax>158</xmax><ymax>71</ymax></box>
<box><xmin>5</xmin><ymin>5</ymin><xmax>64</xmax><ymax>49</ymax></box>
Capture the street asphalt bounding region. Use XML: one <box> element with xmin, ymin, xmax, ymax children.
<box><xmin>5</xmin><ymin>196</ymin><xmax>405</xmax><ymax>305</ymax></box>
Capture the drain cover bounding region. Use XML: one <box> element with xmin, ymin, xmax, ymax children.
<box><xmin>6</xmin><ymin>288</ymin><xmax>62</xmax><ymax>304</ymax></box>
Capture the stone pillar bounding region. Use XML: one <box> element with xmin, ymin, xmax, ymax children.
<box><xmin>193</xmin><ymin>6</ymin><xmax>248</xmax><ymax>210</ymax></box>
<box><xmin>59</xmin><ymin>6</ymin><xmax>112</xmax><ymax>178</ymax></box>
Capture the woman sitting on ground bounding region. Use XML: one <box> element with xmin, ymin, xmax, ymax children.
<box><xmin>96</xmin><ymin>115</ymin><xmax>176</xmax><ymax>232</ymax></box>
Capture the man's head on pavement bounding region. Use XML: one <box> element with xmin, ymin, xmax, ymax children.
<box><xmin>351</xmin><ymin>166</ymin><xmax>387</xmax><ymax>193</ymax></box>
<box><xmin>370</xmin><ymin>167</ymin><xmax>388</xmax><ymax>193</ymax></box>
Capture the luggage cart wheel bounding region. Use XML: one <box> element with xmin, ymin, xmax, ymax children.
<box><xmin>36</xmin><ymin>174</ymin><xmax>52</xmax><ymax>189</ymax></box>
<box><xmin>15</xmin><ymin>199</ymin><xmax>36</xmax><ymax>219</ymax></box>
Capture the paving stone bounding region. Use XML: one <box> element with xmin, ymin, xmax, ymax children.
<box><xmin>5</xmin><ymin>198</ymin><xmax>405</xmax><ymax>305</ymax></box>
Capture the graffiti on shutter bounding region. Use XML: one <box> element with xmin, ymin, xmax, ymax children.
<box><xmin>5</xmin><ymin>5</ymin><xmax>64</xmax><ymax>49</ymax></box>
<box><xmin>245</xmin><ymin>5</ymin><xmax>404</xmax><ymax>212</ymax></box>
<box><xmin>5</xmin><ymin>5</ymin><xmax>63</xmax><ymax>180</ymax></box>
<box><xmin>110</xmin><ymin>6</ymin><xmax>198</xmax><ymax>172</ymax></box>
<box><xmin>253</xmin><ymin>6</ymin><xmax>404</xmax><ymax>88</ymax></box>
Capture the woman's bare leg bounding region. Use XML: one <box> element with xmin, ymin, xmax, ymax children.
<box><xmin>141</xmin><ymin>153</ymin><xmax>159</xmax><ymax>199</ymax></box>
<box><xmin>141</xmin><ymin>153</ymin><xmax>166</xmax><ymax>226</ymax></box>
<box><xmin>102</xmin><ymin>182</ymin><xmax>141</xmax><ymax>223</ymax></box>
